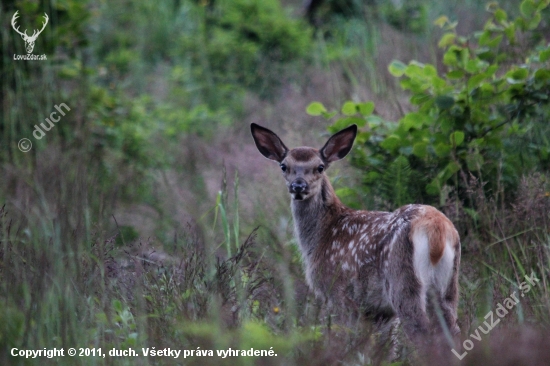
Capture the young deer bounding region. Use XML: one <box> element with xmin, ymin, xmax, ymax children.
<box><xmin>251</xmin><ymin>123</ymin><xmax>460</xmax><ymax>347</ymax></box>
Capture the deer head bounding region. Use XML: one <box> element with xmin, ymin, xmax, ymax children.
<box><xmin>11</xmin><ymin>11</ymin><xmax>49</xmax><ymax>54</ymax></box>
<box><xmin>250</xmin><ymin>123</ymin><xmax>357</xmax><ymax>201</ymax></box>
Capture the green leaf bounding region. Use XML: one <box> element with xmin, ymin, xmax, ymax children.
<box><xmin>468</xmin><ymin>74</ymin><xmax>487</xmax><ymax>90</ymax></box>
<box><xmin>388</xmin><ymin>60</ymin><xmax>407</xmax><ymax>77</ymax></box>
<box><xmin>358</xmin><ymin>102</ymin><xmax>375</xmax><ymax>116</ymax></box>
<box><xmin>450</xmin><ymin>131</ymin><xmax>465</xmax><ymax>146</ymax></box>
<box><xmin>438</xmin><ymin>33</ymin><xmax>456</xmax><ymax>48</ymax></box>
<box><xmin>447</xmin><ymin>70</ymin><xmax>465</xmax><ymax>79</ymax></box>
<box><xmin>527</xmin><ymin>12</ymin><xmax>541</xmax><ymax>30</ymax></box>
<box><xmin>540</xmin><ymin>48</ymin><xmax>550</xmax><ymax>62</ymax></box>
<box><xmin>424</xmin><ymin>65</ymin><xmax>438</xmax><ymax>77</ymax></box>
<box><xmin>405</xmin><ymin>62</ymin><xmax>425</xmax><ymax>78</ymax></box>
<box><xmin>504</xmin><ymin>24</ymin><xmax>516</xmax><ymax>42</ymax></box>
<box><xmin>434</xmin><ymin>16</ymin><xmax>449</xmax><ymax>27</ymax></box>
<box><xmin>355</xmin><ymin>131</ymin><xmax>371</xmax><ymax>144</ymax></box>
<box><xmin>460</xmin><ymin>48</ymin><xmax>470</xmax><ymax>66</ymax></box>
<box><xmin>342</xmin><ymin>101</ymin><xmax>357</xmax><ymax>116</ymax></box>
<box><xmin>486</xmin><ymin>35</ymin><xmax>503</xmax><ymax>48</ymax></box>
<box><xmin>443</xmin><ymin>48</ymin><xmax>459</xmax><ymax>66</ymax></box>
<box><xmin>306</xmin><ymin>102</ymin><xmax>327</xmax><ymax>116</ymax></box>
<box><xmin>534</xmin><ymin>69</ymin><xmax>550</xmax><ymax>81</ymax></box>
<box><xmin>321</xmin><ymin>111</ymin><xmax>337</xmax><ymax>119</ymax></box>
<box><xmin>328</xmin><ymin>117</ymin><xmax>366</xmax><ymax>133</ymax></box>
<box><xmin>402</xmin><ymin>112</ymin><xmax>426</xmax><ymax>130</ymax></box>
<box><xmin>412</xmin><ymin>142</ymin><xmax>428</xmax><ymax>158</ymax></box>
<box><xmin>113</xmin><ymin>299</ymin><xmax>123</xmax><ymax>312</ymax></box>
<box><xmin>495</xmin><ymin>9</ymin><xmax>507</xmax><ymax>22</ymax></box>
<box><xmin>426</xmin><ymin>178</ymin><xmax>441</xmax><ymax>195</ymax></box>
<box><xmin>506</xmin><ymin>68</ymin><xmax>529</xmax><ymax>83</ymax></box>
<box><xmin>434</xmin><ymin>143</ymin><xmax>451</xmax><ymax>157</ymax></box>
<box><xmin>520</xmin><ymin>0</ymin><xmax>536</xmax><ymax>17</ymax></box>
<box><xmin>443</xmin><ymin>161</ymin><xmax>461</xmax><ymax>179</ymax></box>
<box><xmin>380</xmin><ymin>135</ymin><xmax>402</xmax><ymax>151</ymax></box>
<box><xmin>478</xmin><ymin>30</ymin><xmax>491</xmax><ymax>46</ymax></box>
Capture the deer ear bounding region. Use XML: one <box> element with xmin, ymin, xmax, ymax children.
<box><xmin>250</xmin><ymin>123</ymin><xmax>289</xmax><ymax>162</ymax></box>
<box><xmin>320</xmin><ymin>124</ymin><xmax>357</xmax><ymax>163</ymax></box>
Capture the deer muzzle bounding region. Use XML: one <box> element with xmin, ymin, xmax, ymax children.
<box><xmin>290</xmin><ymin>178</ymin><xmax>308</xmax><ymax>200</ymax></box>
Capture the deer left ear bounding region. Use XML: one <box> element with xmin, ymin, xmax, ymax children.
<box><xmin>320</xmin><ymin>124</ymin><xmax>357</xmax><ymax>163</ymax></box>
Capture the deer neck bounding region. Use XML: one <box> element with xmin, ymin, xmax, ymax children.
<box><xmin>290</xmin><ymin>175</ymin><xmax>341</xmax><ymax>258</ymax></box>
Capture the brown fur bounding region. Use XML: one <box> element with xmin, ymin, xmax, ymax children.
<box><xmin>410</xmin><ymin>206</ymin><xmax>460</xmax><ymax>264</ymax></box>
<box><xmin>290</xmin><ymin>147</ymin><xmax>319</xmax><ymax>162</ymax></box>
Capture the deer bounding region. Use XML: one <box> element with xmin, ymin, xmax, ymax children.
<box><xmin>11</xmin><ymin>11</ymin><xmax>49</xmax><ymax>54</ymax></box>
<box><xmin>250</xmin><ymin>123</ymin><xmax>460</xmax><ymax>351</ymax></box>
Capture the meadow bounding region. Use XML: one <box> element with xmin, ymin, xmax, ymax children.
<box><xmin>1</xmin><ymin>0</ymin><xmax>550</xmax><ymax>364</ymax></box>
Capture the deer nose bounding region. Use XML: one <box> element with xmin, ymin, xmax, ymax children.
<box><xmin>291</xmin><ymin>179</ymin><xmax>308</xmax><ymax>193</ymax></box>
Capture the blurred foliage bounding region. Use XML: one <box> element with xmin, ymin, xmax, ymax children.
<box><xmin>310</xmin><ymin>0</ymin><xmax>550</xmax><ymax>208</ymax></box>
<box><xmin>307</xmin><ymin>0</ymin><xmax>432</xmax><ymax>35</ymax></box>
<box><xmin>1</xmin><ymin>0</ymin><xmax>312</xmax><ymax>174</ymax></box>
<box><xmin>201</xmin><ymin>0</ymin><xmax>312</xmax><ymax>90</ymax></box>
<box><xmin>381</xmin><ymin>1</ymin><xmax>428</xmax><ymax>34</ymax></box>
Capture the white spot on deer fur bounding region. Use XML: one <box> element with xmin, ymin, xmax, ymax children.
<box><xmin>332</xmin><ymin>227</ymin><xmax>338</xmax><ymax>235</ymax></box>
<box><xmin>348</xmin><ymin>240</ymin><xmax>355</xmax><ymax>249</ymax></box>
<box><xmin>342</xmin><ymin>262</ymin><xmax>350</xmax><ymax>271</ymax></box>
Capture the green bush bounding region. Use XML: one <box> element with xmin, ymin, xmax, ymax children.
<box><xmin>308</xmin><ymin>0</ymin><xmax>550</xmax><ymax>208</ymax></box>
<box><xmin>176</xmin><ymin>0</ymin><xmax>312</xmax><ymax>96</ymax></box>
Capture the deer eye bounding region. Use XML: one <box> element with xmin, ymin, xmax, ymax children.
<box><xmin>317</xmin><ymin>165</ymin><xmax>325</xmax><ymax>173</ymax></box>
<box><xmin>280</xmin><ymin>163</ymin><xmax>287</xmax><ymax>172</ymax></box>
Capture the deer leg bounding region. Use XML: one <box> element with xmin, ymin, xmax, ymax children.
<box><xmin>386</xmin><ymin>257</ymin><xmax>431</xmax><ymax>347</ymax></box>
<box><xmin>392</xmin><ymin>287</ymin><xmax>430</xmax><ymax>345</ymax></box>
<box><xmin>439</xmin><ymin>243</ymin><xmax>461</xmax><ymax>339</ymax></box>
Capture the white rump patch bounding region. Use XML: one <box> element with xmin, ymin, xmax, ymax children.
<box><xmin>411</xmin><ymin>228</ymin><xmax>455</xmax><ymax>312</ymax></box>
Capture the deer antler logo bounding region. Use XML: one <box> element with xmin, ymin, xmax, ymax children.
<box><xmin>11</xmin><ymin>11</ymin><xmax>49</xmax><ymax>54</ymax></box>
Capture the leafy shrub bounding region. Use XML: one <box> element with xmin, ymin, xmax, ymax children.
<box><xmin>175</xmin><ymin>0</ymin><xmax>312</xmax><ymax>97</ymax></box>
<box><xmin>308</xmin><ymin>0</ymin><xmax>550</xmax><ymax>208</ymax></box>
<box><xmin>381</xmin><ymin>0</ymin><xmax>428</xmax><ymax>34</ymax></box>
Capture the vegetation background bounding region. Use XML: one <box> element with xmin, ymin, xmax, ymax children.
<box><xmin>1</xmin><ymin>0</ymin><xmax>549</xmax><ymax>364</ymax></box>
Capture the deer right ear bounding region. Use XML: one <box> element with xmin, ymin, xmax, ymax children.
<box><xmin>250</xmin><ymin>123</ymin><xmax>289</xmax><ymax>162</ymax></box>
